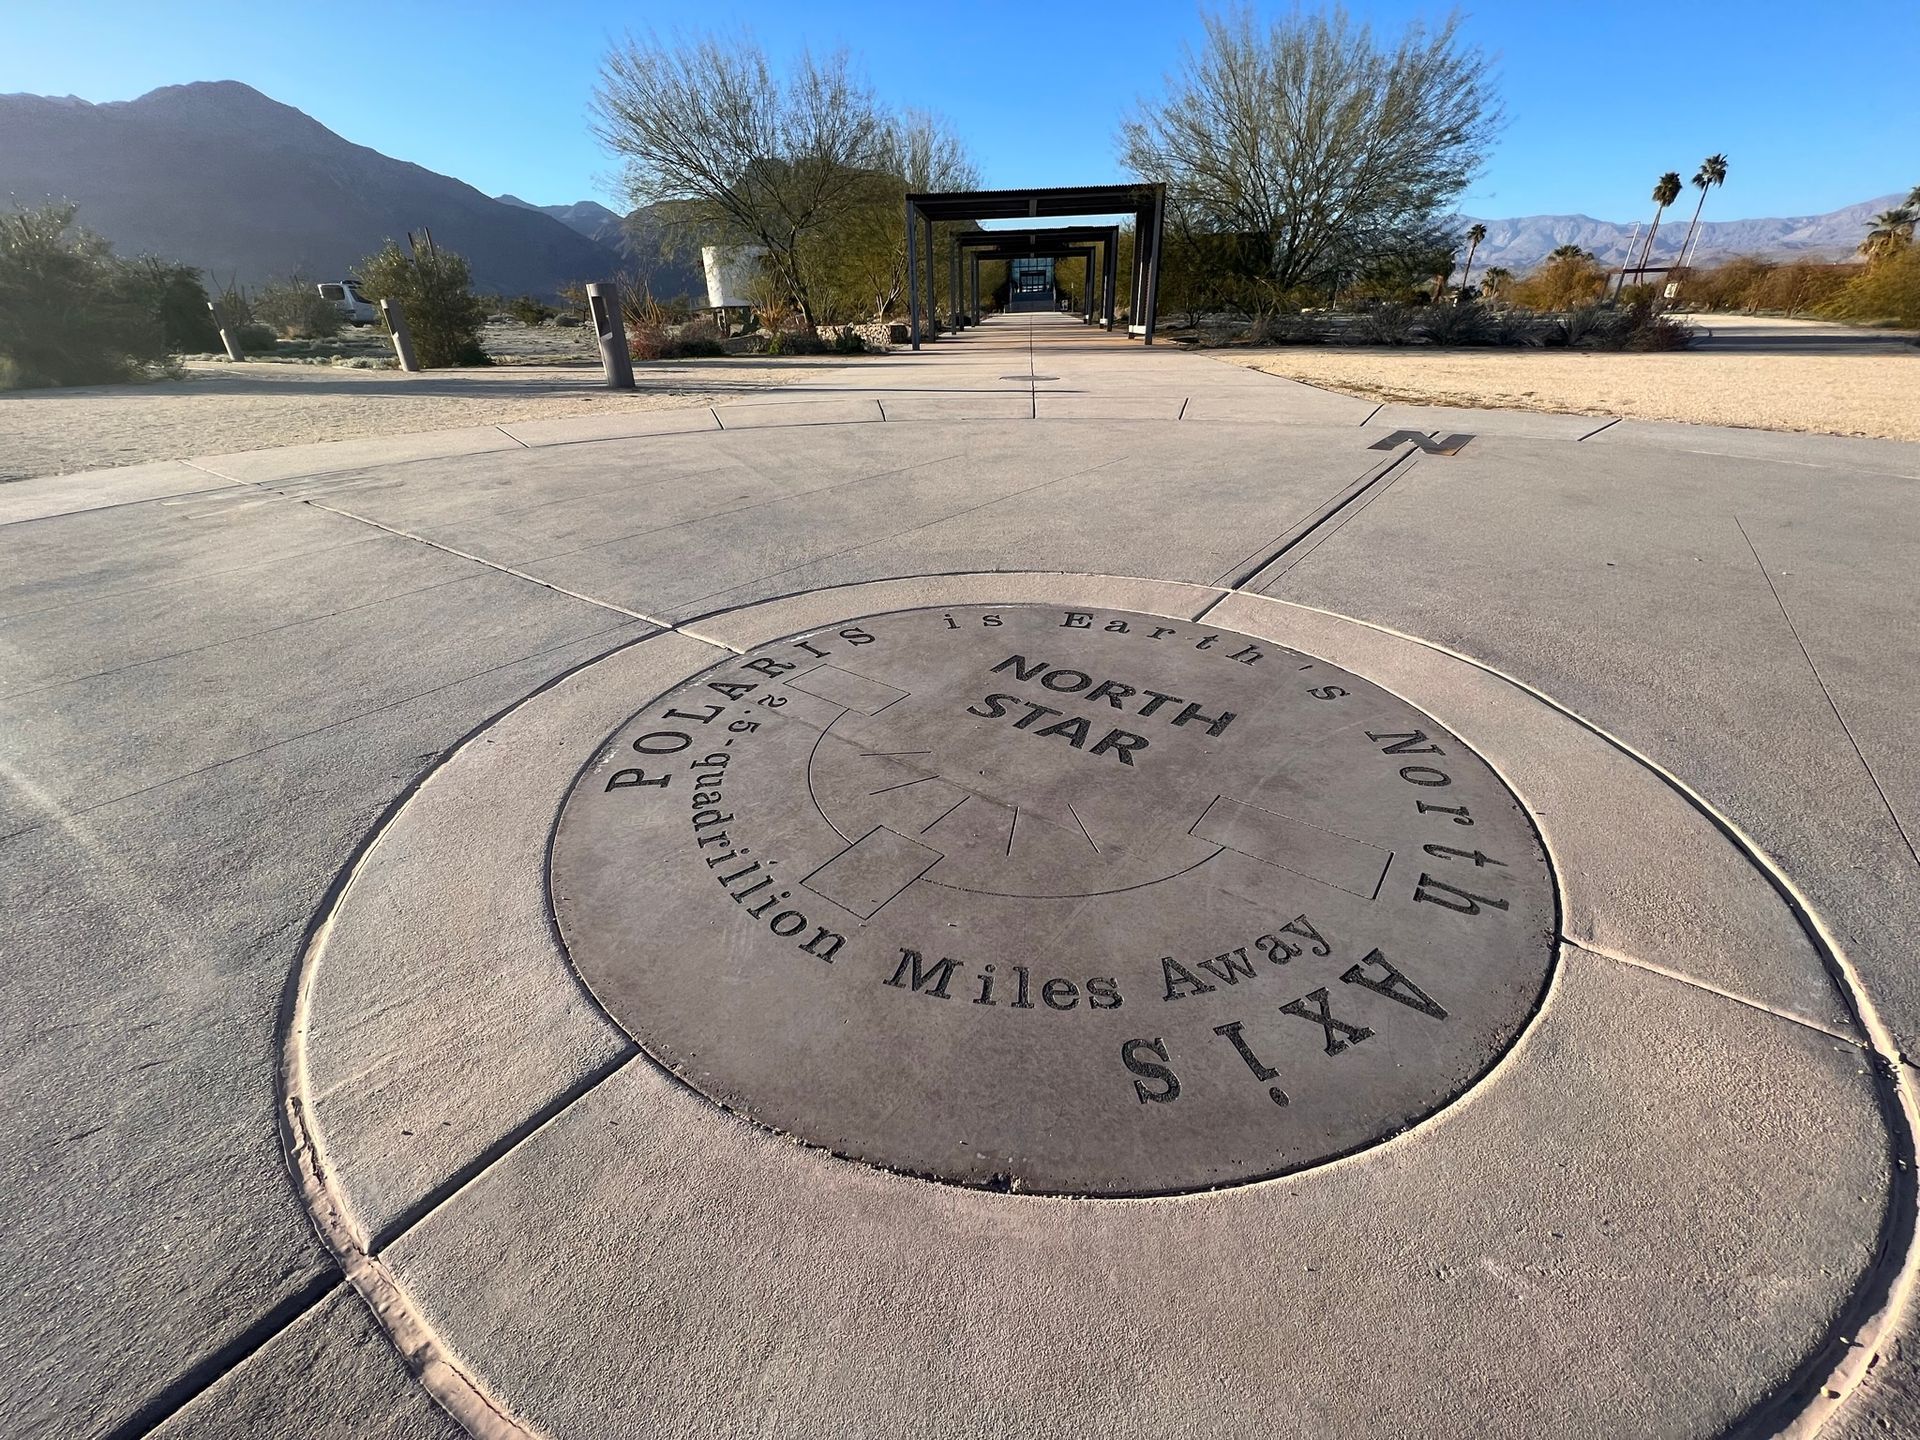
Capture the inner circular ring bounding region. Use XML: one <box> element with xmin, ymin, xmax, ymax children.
<box><xmin>548</xmin><ymin>603</ymin><xmax>1559</xmax><ymax>1196</ymax></box>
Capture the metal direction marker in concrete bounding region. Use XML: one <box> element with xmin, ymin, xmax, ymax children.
<box><xmin>550</xmin><ymin>606</ymin><xmax>1558</xmax><ymax>1195</ymax></box>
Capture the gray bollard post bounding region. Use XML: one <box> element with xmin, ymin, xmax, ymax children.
<box><xmin>381</xmin><ymin>298</ymin><xmax>420</xmax><ymax>372</ymax></box>
<box><xmin>586</xmin><ymin>282</ymin><xmax>635</xmax><ymax>390</ymax></box>
<box><xmin>208</xmin><ymin>302</ymin><xmax>243</xmax><ymax>362</ymax></box>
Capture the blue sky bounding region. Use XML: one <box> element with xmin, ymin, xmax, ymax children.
<box><xmin>4</xmin><ymin>1</ymin><xmax>1913</xmax><ymax>221</ymax></box>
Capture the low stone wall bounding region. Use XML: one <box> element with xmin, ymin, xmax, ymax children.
<box><xmin>816</xmin><ymin>321</ymin><xmax>906</xmax><ymax>351</ymax></box>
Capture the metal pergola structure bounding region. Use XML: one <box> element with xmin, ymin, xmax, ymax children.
<box><xmin>953</xmin><ymin>226</ymin><xmax>1119</xmax><ymax>331</ymax></box>
<box><xmin>960</xmin><ymin>244</ymin><xmax>1099</xmax><ymax>326</ymax></box>
<box><xmin>903</xmin><ymin>183</ymin><xmax>1166</xmax><ymax>350</ymax></box>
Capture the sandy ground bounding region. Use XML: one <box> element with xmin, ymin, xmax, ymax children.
<box><xmin>1212</xmin><ymin>318</ymin><xmax>1920</xmax><ymax>442</ymax></box>
<box><xmin>0</xmin><ymin>350</ymin><xmax>837</xmax><ymax>479</ymax></box>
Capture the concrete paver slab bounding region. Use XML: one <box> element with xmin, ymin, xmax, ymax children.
<box><xmin>0</xmin><ymin>459</ymin><xmax>242</xmax><ymax>525</ymax></box>
<box><xmin>192</xmin><ymin>426</ymin><xmax>525</xmax><ymax>485</ymax></box>
<box><xmin>5</xmin><ymin>309</ymin><xmax>1916</xmax><ymax>1438</ymax></box>
<box><xmin>380</xmin><ymin>946</ymin><xmax>1886</xmax><ymax>1440</ymax></box>
<box><xmin>148</xmin><ymin>1287</ymin><xmax>463</xmax><ymax>1440</ymax></box>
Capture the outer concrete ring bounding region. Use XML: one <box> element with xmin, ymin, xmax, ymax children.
<box><xmin>278</xmin><ymin>572</ymin><xmax>1920</xmax><ymax>1440</ymax></box>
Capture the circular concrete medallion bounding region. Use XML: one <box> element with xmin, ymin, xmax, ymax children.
<box><xmin>550</xmin><ymin>605</ymin><xmax>1558</xmax><ymax>1195</ymax></box>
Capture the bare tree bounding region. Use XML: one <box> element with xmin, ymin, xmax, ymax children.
<box><xmin>830</xmin><ymin>109</ymin><xmax>981</xmax><ymax>320</ymax></box>
<box><xmin>1119</xmin><ymin>5</ymin><xmax>1500</xmax><ymax>295</ymax></box>
<box><xmin>593</xmin><ymin>33</ymin><xmax>889</xmax><ymax>325</ymax></box>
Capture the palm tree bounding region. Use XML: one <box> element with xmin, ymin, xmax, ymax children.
<box><xmin>1482</xmin><ymin>266</ymin><xmax>1511</xmax><ymax>301</ymax></box>
<box><xmin>1635</xmin><ymin>171</ymin><xmax>1684</xmax><ymax>278</ymax></box>
<box><xmin>1459</xmin><ymin>222</ymin><xmax>1488</xmax><ymax>297</ymax></box>
<box><xmin>1861</xmin><ymin>207</ymin><xmax>1917</xmax><ymax>262</ymax></box>
<box><xmin>1673</xmin><ymin>155</ymin><xmax>1730</xmax><ymax>273</ymax></box>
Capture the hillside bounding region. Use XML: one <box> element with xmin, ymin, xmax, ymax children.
<box><xmin>0</xmin><ymin>82</ymin><xmax>622</xmax><ymax>297</ymax></box>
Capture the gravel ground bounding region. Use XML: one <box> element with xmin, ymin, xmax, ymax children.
<box><xmin>0</xmin><ymin>319</ymin><xmax>839</xmax><ymax>479</ymax></box>
<box><xmin>1209</xmin><ymin>317</ymin><xmax>1920</xmax><ymax>442</ymax></box>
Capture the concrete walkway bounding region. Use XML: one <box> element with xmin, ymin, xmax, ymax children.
<box><xmin>3</xmin><ymin>311</ymin><xmax>1917</xmax><ymax>1439</ymax></box>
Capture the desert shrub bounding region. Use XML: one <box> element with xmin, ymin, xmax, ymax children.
<box><xmin>1512</xmin><ymin>252</ymin><xmax>1608</xmax><ymax>310</ymax></box>
<box><xmin>627</xmin><ymin>321</ymin><xmax>670</xmax><ymax>360</ymax></box>
<box><xmin>1624</xmin><ymin>310</ymin><xmax>1694</xmax><ymax>350</ymax></box>
<box><xmin>1246</xmin><ymin>310</ymin><xmax>1324</xmax><ymax>345</ymax></box>
<box><xmin>503</xmin><ymin>294</ymin><xmax>554</xmax><ymax>326</ymax></box>
<box><xmin>1699</xmin><ymin>256</ymin><xmax>1772</xmax><ymax>311</ymax></box>
<box><xmin>120</xmin><ymin>257</ymin><xmax>220</xmax><ymax>351</ymax></box>
<box><xmin>1615</xmin><ymin>282</ymin><xmax>1657</xmax><ymax>308</ymax></box>
<box><xmin>1355</xmin><ymin>303</ymin><xmax>1417</xmax><ymax>344</ymax></box>
<box><xmin>1749</xmin><ymin>260</ymin><xmax>1856</xmax><ymax>317</ymax></box>
<box><xmin>252</xmin><ymin>275</ymin><xmax>343</xmax><ymax>338</ymax></box>
<box><xmin>233</xmin><ymin>323</ymin><xmax>278</xmax><ymax>354</ymax></box>
<box><xmin>0</xmin><ymin>202</ymin><xmax>170</xmax><ymax>387</ymax></box>
<box><xmin>758</xmin><ymin>327</ymin><xmax>829</xmax><ymax>356</ymax></box>
<box><xmin>1487</xmin><ymin>309</ymin><xmax>1548</xmax><ymax>346</ymax></box>
<box><xmin>356</xmin><ymin>233</ymin><xmax>489</xmax><ymax>367</ymax></box>
<box><xmin>1418</xmin><ymin>301</ymin><xmax>1493</xmax><ymax>345</ymax></box>
<box><xmin>1820</xmin><ymin>245</ymin><xmax>1920</xmax><ymax>328</ymax></box>
<box><xmin>831</xmin><ymin>325</ymin><xmax>870</xmax><ymax>354</ymax></box>
<box><xmin>1562</xmin><ymin>303</ymin><xmax>1627</xmax><ymax>346</ymax></box>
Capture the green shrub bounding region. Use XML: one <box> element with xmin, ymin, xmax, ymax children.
<box><xmin>831</xmin><ymin>326</ymin><xmax>870</xmax><ymax>354</ymax></box>
<box><xmin>119</xmin><ymin>257</ymin><xmax>220</xmax><ymax>351</ymax></box>
<box><xmin>0</xmin><ymin>202</ymin><xmax>173</xmax><ymax>387</ymax></box>
<box><xmin>233</xmin><ymin>323</ymin><xmax>278</xmax><ymax>354</ymax></box>
<box><xmin>1418</xmin><ymin>302</ymin><xmax>1493</xmax><ymax>345</ymax></box>
<box><xmin>1356</xmin><ymin>303</ymin><xmax>1417</xmax><ymax>344</ymax></box>
<box><xmin>1819</xmin><ymin>246</ymin><xmax>1920</xmax><ymax>328</ymax></box>
<box><xmin>1562</xmin><ymin>303</ymin><xmax>1627</xmax><ymax>346</ymax></box>
<box><xmin>1246</xmin><ymin>311</ymin><xmax>1323</xmax><ymax>345</ymax></box>
<box><xmin>503</xmin><ymin>294</ymin><xmax>555</xmax><ymax>326</ymax></box>
<box><xmin>252</xmin><ymin>275</ymin><xmax>342</xmax><ymax>338</ymax></box>
<box><xmin>356</xmin><ymin>233</ymin><xmax>490</xmax><ymax>367</ymax></box>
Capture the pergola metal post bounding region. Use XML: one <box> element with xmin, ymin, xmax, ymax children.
<box><xmin>949</xmin><ymin>240</ymin><xmax>962</xmax><ymax>330</ymax></box>
<box><xmin>1132</xmin><ymin>205</ymin><xmax>1149</xmax><ymax>335</ymax></box>
<box><xmin>906</xmin><ymin>198</ymin><xmax>921</xmax><ymax>351</ymax></box>
<box><xmin>1141</xmin><ymin>185</ymin><xmax>1165</xmax><ymax>345</ymax></box>
<box><xmin>901</xmin><ymin>187</ymin><xmax>1168</xmax><ymax>351</ymax></box>
<box><xmin>924</xmin><ymin>212</ymin><xmax>937</xmax><ymax>342</ymax></box>
<box><xmin>1102</xmin><ymin>233</ymin><xmax>1118</xmax><ymax>328</ymax></box>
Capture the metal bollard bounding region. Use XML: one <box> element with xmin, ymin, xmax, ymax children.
<box><xmin>587</xmin><ymin>282</ymin><xmax>635</xmax><ymax>389</ymax></box>
<box><xmin>207</xmin><ymin>302</ymin><xmax>243</xmax><ymax>362</ymax></box>
<box><xmin>381</xmin><ymin>298</ymin><xmax>420</xmax><ymax>372</ymax></box>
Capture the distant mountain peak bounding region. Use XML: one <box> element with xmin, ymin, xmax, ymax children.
<box><xmin>0</xmin><ymin>82</ymin><xmax>707</xmax><ymax>299</ymax></box>
<box><xmin>1457</xmin><ymin>194</ymin><xmax>1900</xmax><ymax>271</ymax></box>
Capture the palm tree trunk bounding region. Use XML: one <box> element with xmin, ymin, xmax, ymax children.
<box><xmin>1460</xmin><ymin>238</ymin><xmax>1480</xmax><ymax>293</ymax></box>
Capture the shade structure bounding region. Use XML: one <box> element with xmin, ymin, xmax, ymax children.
<box><xmin>904</xmin><ymin>184</ymin><xmax>1164</xmax><ymax>349</ymax></box>
<box><xmin>953</xmin><ymin>226</ymin><xmax>1120</xmax><ymax>329</ymax></box>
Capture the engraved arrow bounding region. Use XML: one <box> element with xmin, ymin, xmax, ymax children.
<box><xmin>1368</xmin><ymin>429</ymin><xmax>1472</xmax><ymax>455</ymax></box>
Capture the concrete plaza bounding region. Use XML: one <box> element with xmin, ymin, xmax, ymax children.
<box><xmin>3</xmin><ymin>312</ymin><xmax>1917</xmax><ymax>1438</ymax></box>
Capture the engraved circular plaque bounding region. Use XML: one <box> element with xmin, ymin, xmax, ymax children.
<box><xmin>550</xmin><ymin>606</ymin><xmax>1558</xmax><ymax>1195</ymax></box>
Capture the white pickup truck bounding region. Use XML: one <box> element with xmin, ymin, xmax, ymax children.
<box><xmin>316</xmin><ymin>280</ymin><xmax>377</xmax><ymax>325</ymax></box>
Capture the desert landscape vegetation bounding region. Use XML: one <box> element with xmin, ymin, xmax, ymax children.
<box><xmin>2</xmin><ymin>12</ymin><xmax>1915</xmax><ymax>475</ymax></box>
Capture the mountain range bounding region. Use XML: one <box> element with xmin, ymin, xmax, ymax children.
<box><xmin>1459</xmin><ymin>194</ymin><xmax>1897</xmax><ymax>273</ymax></box>
<box><xmin>0</xmin><ymin>82</ymin><xmax>697</xmax><ymax>299</ymax></box>
<box><xmin>0</xmin><ymin>80</ymin><xmax>1896</xmax><ymax>297</ymax></box>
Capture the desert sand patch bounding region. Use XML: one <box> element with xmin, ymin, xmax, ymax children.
<box><xmin>1209</xmin><ymin>345</ymin><xmax>1920</xmax><ymax>442</ymax></box>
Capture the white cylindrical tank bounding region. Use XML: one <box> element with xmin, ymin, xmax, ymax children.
<box><xmin>702</xmin><ymin>245</ymin><xmax>767</xmax><ymax>309</ymax></box>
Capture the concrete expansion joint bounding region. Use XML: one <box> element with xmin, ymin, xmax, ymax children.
<box><xmin>1561</xmin><ymin>934</ymin><xmax>1864</xmax><ymax>1047</ymax></box>
<box><xmin>1227</xmin><ymin>590</ymin><xmax>1920</xmax><ymax>1437</ymax></box>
